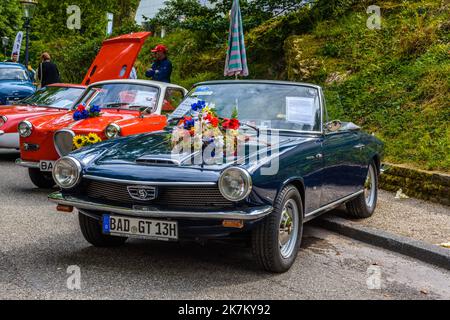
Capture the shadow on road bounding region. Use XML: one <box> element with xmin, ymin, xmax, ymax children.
<box><xmin>0</xmin><ymin>149</ymin><xmax>19</xmax><ymax>162</ymax></box>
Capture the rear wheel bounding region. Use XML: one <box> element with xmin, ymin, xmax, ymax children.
<box><xmin>79</xmin><ymin>213</ymin><xmax>127</xmax><ymax>247</ymax></box>
<box><xmin>346</xmin><ymin>161</ymin><xmax>378</xmax><ymax>218</ymax></box>
<box><xmin>251</xmin><ymin>185</ymin><xmax>303</xmax><ymax>273</ymax></box>
<box><xmin>28</xmin><ymin>168</ymin><xmax>55</xmax><ymax>188</ymax></box>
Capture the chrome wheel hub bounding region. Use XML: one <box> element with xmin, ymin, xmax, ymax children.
<box><xmin>364</xmin><ymin>165</ymin><xmax>376</xmax><ymax>208</ymax></box>
<box><xmin>278</xmin><ymin>199</ymin><xmax>299</xmax><ymax>259</ymax></box>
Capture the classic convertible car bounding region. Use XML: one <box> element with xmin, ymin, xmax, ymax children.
<box><xmin>0</xmin><ymin>84</ymin><xmax>86</xmax><ymax>149</ymax></box>
<box><xmin>0</xmin><ymin>62</ymin><xmax>35</xmax><ymax>105</ymax></box>
<box><xmin>16</xmin><ymin>80</ymin><xmax>187</xmax><ymax>188</ymax></box>
<box><xmin>48</xmin><ymin>80</ymin><xmax>383</xmax><ymax>273</ymax></box>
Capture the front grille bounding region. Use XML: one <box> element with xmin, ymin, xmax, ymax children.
<box><xmin>54</xmin><ymin>130</ymin><xmax>74</xmax><ymax>157</ymax></box>
<box><xmin>83</xmin><ymin>179</ymin><xmax>234</xmax><ymax>209</ymax></box>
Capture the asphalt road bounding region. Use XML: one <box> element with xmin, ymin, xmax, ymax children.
<box><xmin>0</xmin><ymin>149</ymin><xmax>449</xmax><ymax>300</ymax></box>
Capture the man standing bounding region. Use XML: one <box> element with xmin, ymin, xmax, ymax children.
<box><xmin>37</xmin><ymin>52</ymin><xmax>61</xmax><ymax>87</ymax></box>
<box><xmin>145</xmin><ymin>44</ymin><xmax>172</xmax><ymax>83</ymax></box>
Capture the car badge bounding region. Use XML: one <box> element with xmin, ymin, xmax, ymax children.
<box><xmin>127</xmin><ymin>186</ymin><xmax>157</xmax><ymax>201</ymax></box>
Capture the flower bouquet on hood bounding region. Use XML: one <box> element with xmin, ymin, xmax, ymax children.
<box><xmin>73</xmin><ymin>104</ymin><xmax>102</xmax><ymax>121</ymax></box>
<box><xmin>169</xmin><ymin>100</ymin><xmax>243</xmax><ymax>159</ymax></box>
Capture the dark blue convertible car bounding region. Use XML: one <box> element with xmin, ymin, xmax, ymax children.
<box><xmin>0</xmin><ymin>62</ymin><xmax>35</xmax><ymax>105</ymax></box>
<box><xmin>49</xmin><ymin>80</ymin><xmax>383</xmax><ymax>273</ymax></box>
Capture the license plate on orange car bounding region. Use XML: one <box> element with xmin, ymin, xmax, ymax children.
<box><xmin>102</xmin><ymin>215</ymin><xmax>178</xmax><ymax>241</ymax></box>
<box><xmin>39</xmin><ymin>160</ymin><xmax>55</xmax><ymax>172</ymax></box>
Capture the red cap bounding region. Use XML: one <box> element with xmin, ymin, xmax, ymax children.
<box><xmin>151</xmin><ymin>44</ymin><xmax>168</xmax><ymax>53</ymax></box>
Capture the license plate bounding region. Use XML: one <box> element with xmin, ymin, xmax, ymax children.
<box><xmin>40</xmin><ymin>160</ymin><xmax>55</xmax><ymax>172</ymax></box>
<box><xmin>102</xmin><ymin>215</ymin><xmax>178</xmax><ymax>241</ymax></box>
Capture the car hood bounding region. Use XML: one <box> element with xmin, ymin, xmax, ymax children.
<box><xmin>0</xmin><ymin>104</ymin><xmax>63</xmax><ymax>118</ymax></box>
<box><xmin>84</xmin><ymin>130</ymin><xmax>314</xmax><ymax>172</ymax></box>
<box><xmin>30</xmin><ymin>109</ymin><xmax>141</xmax><ymax>133</ymax></box>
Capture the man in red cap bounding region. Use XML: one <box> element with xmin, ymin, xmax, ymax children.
<box><xmin>145</xmin><ymin>44</ymin><xmax>172</xmax><ymax>83</ymax></box>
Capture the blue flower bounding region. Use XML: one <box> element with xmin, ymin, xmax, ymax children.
<box><xmin>73</xmin><ymin>111</ymin><xmax>82</xmax><ymax>121</ymax></box>
<box><xmin>90</xmin><ymin>105</ymin><xmax>101</xmax><ymax>114</ymax></box>
<box><xmin>191</xmin><ymin>100</ymin><xmax>206</xmax><ymax>112</ymax></box>
<box><xmin>183</xmin><ymin>118</ymin><xmax>195</xmax><ymax>130</ymax></box>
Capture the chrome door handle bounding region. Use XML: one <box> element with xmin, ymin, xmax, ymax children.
<box><xmin>354</xmin><ymin>144</ymin><xmax>365</xmax><ymax>150</ymax></box>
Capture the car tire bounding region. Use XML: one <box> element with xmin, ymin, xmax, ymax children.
<box><xmin>346</xmin><ymin>161</ymin><xmax>378</xmax><ymax>219</ymax></box>
<box><xmin>79</xmin><ymin>213</ymin><xmax>127</xmax><ymax>247</ymax></box>
<box><xmin>28</xmin><ymin>168</ymin><xmax>55</xmax><ymax>189</ymax></box>
<box><xmin>251</xmin><ymin>185</ymin><xmax>303</xmax><ymax>273</ymax></box>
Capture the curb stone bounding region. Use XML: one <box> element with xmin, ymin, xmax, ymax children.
<box><xmin>314</xmin><ymin>215</ymin><xmax>450</xmax><ymax>271</ymax></box>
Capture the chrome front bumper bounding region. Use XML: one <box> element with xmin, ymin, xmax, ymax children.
<box><xmin>15</xmin><ymin>158</ymin><xmax>40</xmax><ymax>168</ymax></box>
<box><xmin>0</xmin><ymin>132</ymin><xmax>19</xmax><ymax>149</ymax></box>
<box><xmin>48</xmin><ymin>192</ymin><xmax>273</xmax><ymax>221</ymax></box>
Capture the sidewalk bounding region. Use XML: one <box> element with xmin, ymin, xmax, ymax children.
<box><xmin>330</xmin><ymin>190</ymin><xmax>450</xmax><ymax>246</ymax></box>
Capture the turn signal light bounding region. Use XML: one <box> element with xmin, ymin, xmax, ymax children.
<box><xmin>222</xmin><ymin>220</ymin><xmax>244</xmax><ymax>229</ymax></box>
<box><xmin>57</xmin><ymin>205</ymin><xmax>73</xmax><ymax>213</ymax></box>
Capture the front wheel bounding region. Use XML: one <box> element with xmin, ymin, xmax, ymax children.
<box><xmin>251</xmin><ymin>185</ymin><xmax>303</xmax><ymax>273</ymax></box>
<box><xmin>346</xmin><ymin>161</ymin><xmax>378</xmax><ymax>218</ymax></box>
<box><xmin>28</xmin><ymin>168</ymin><xmax>55</xmax><ymax>188</ymax></box>
<box><xmin>79</xmin><ymin>213</ymin><xmax>127</xmax><ymax>247</ymax></box>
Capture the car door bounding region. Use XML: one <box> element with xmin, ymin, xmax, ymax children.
<box><xmin>320</xmin><ymin>128</ymin><xmax>363</xmax><ymax>206</ymax></box>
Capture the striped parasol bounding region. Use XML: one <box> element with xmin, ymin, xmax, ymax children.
<box><xmin>224</xmin><ymin>0</ymin><xmax>249</xmax><ymax>77</ymax></box>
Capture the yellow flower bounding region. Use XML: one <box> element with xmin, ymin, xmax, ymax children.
<box><xmin>73</xmin><ymin>135</ymin><xmax>87</xmax><ymax>149</ymax></box>
<box><xmin>87</xmin><ymin>133</ymin><xmax>102</xmax><ymax>145</ymax></box>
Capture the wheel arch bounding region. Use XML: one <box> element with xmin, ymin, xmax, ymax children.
<box><xmin>279</xmin><ymin>177</ymin><xmax>305</xmax><ymax>217</ymax></box>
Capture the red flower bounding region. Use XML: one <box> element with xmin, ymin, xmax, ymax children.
<box><xmin>76</xmin><ymin>104</ymin><xmax>86</xmax><ymax>112</ymax></box>
<box><xmin>210</xmin><ymin>117</ymin><xmax>219</xmax><ymax>128</ymax></box>
<box><xmin>222</xmin><ymin>118</ymin><xmax>240</xmax><ymax>130</ymax></box>
<box><xmin>204</xmin><ymin>114</ymin><xmax>219</xmax><ymax>128</ymax></box>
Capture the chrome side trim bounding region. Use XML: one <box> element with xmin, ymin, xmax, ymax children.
<box><xmin>15</xmin><ymin>158</ymin><xmax>40</xmax><ymax>169</ymax></box>
<box><xmin>48</xmin><ymin>192</ymin><xmax>272</xmax><ymax>220</ymax></box>
<box><xmin>83</xmin><ymin>174</ymin><xmax>217</xmax><ymax>186</ymax></box>
<box><xmin>304</xmin><ymin>190</ymin><xmax>364</xmax><ymax>222</ymax></box>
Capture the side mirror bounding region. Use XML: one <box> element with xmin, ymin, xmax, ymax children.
<box><xmin>325</xmin><ymin>120</ymin><xmax>342</xmax><ymax>132</ymax></box>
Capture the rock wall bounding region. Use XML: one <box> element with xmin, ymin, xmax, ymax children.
<box><xmin>380</xmin><ymin>163</ymin><xmax>450</xmax><ymax>206</ymax></box>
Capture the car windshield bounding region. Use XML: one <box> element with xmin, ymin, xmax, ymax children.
<box><xmin>78</xmin><ymin>83</ymin><xmax>159</xmax><ymax>110</ymax></box>
<box><xmin>19</xmin><ymin>86</ymin><xmax>85</xmax><ymax>109</ymax></box>
<box><xmin>0</xmin><ymin>67</ymin><xmax>29</xmax><ymax>81</ymax></box>
<box><xmin>170</xmin><ymin>83</ymin><xmax>322</xmax><ymax>132</ymax></box>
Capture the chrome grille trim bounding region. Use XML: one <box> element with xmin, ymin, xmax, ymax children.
<box><xmin>83</xmin><ymin>175</ymin><xmax>216</xmax><ymax>186</ymax></box>
<box><xmin>84</xmin><ymin>180</ymin><xmax>234</xmax><ymax>209</ymax></box>
<box><xmin>54</xmin><ymin>129</ymin><xmax>75</xmax><ymax>157</ymax></box>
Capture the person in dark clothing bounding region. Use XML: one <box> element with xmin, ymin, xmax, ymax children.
<box><xmin>145</xmin><ymin>45</ymin><xmax>172</xmax><ymax>83</ymax></box>
<box><xmin>37</xmin><ymin>52</ymin><xmax>61</xmax><ymax>87</ymax></box>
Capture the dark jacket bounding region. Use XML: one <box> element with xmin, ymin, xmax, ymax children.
<box><xmin>38</xmin><ymin>61</ymin><xmax>61</xmax><ymax>87</ymax></box>
<box><xmin>145</xmin><ymin>58</ymin><xmax>172</xmax><ymax>83</ymax></box>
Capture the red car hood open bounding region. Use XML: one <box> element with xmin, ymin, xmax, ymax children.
<box><xmin>82</xmin><ymin>32</ymin><xmax>151</xmax><ymax>85</ymax></box>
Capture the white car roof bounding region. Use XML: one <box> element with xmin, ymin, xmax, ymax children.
<box><xmin>87</xmin><ymin>79</ymin><xmax>187</xmax><ymax>92</ymax></box>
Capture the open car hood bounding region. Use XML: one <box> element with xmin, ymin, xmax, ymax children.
<box><xmin>82</xmin><ymin>32</ymin><xmax>151</xmax><ymax>85</ymax></box>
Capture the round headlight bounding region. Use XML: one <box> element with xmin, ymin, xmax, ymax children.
<box><xmin>18</xmin><ymin>120</ymin><xmax>33</xmax><ymax>137</ymax></box>
<box><xmin>0</xmin><ymin>116</ymin><xmax>7</xmax><ymax>128</ymax></box>
<box><xmin>52</xmin><ymin>157</ymin><xmax>82</xmax><ymax>189</ymax></box>
<box><xmin>105</xmin><ymin>123</ymin><xmax>121</xmax><ymax>139</ymax></box>
<box><xmin>219</xmin><ymin>167</ymin><xmax>252</xmax><ymax>202</ymax></box>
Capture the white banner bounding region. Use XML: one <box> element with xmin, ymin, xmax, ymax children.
<box><xmin>11</xmin><ymin>31</ymin><xmax>23</xmax><ymax>61</ymax></box>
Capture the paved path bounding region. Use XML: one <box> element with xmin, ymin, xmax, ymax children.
<box><xmin>1</xmin><ymin>150</ymin><xmax>449</xmax><ymax>299</ymax></box>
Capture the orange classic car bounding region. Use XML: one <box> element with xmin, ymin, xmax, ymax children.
<box><xmin>16</xmin><ymin>79</ymin><xmax>187</xmax><ymax>188</ymax></box>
